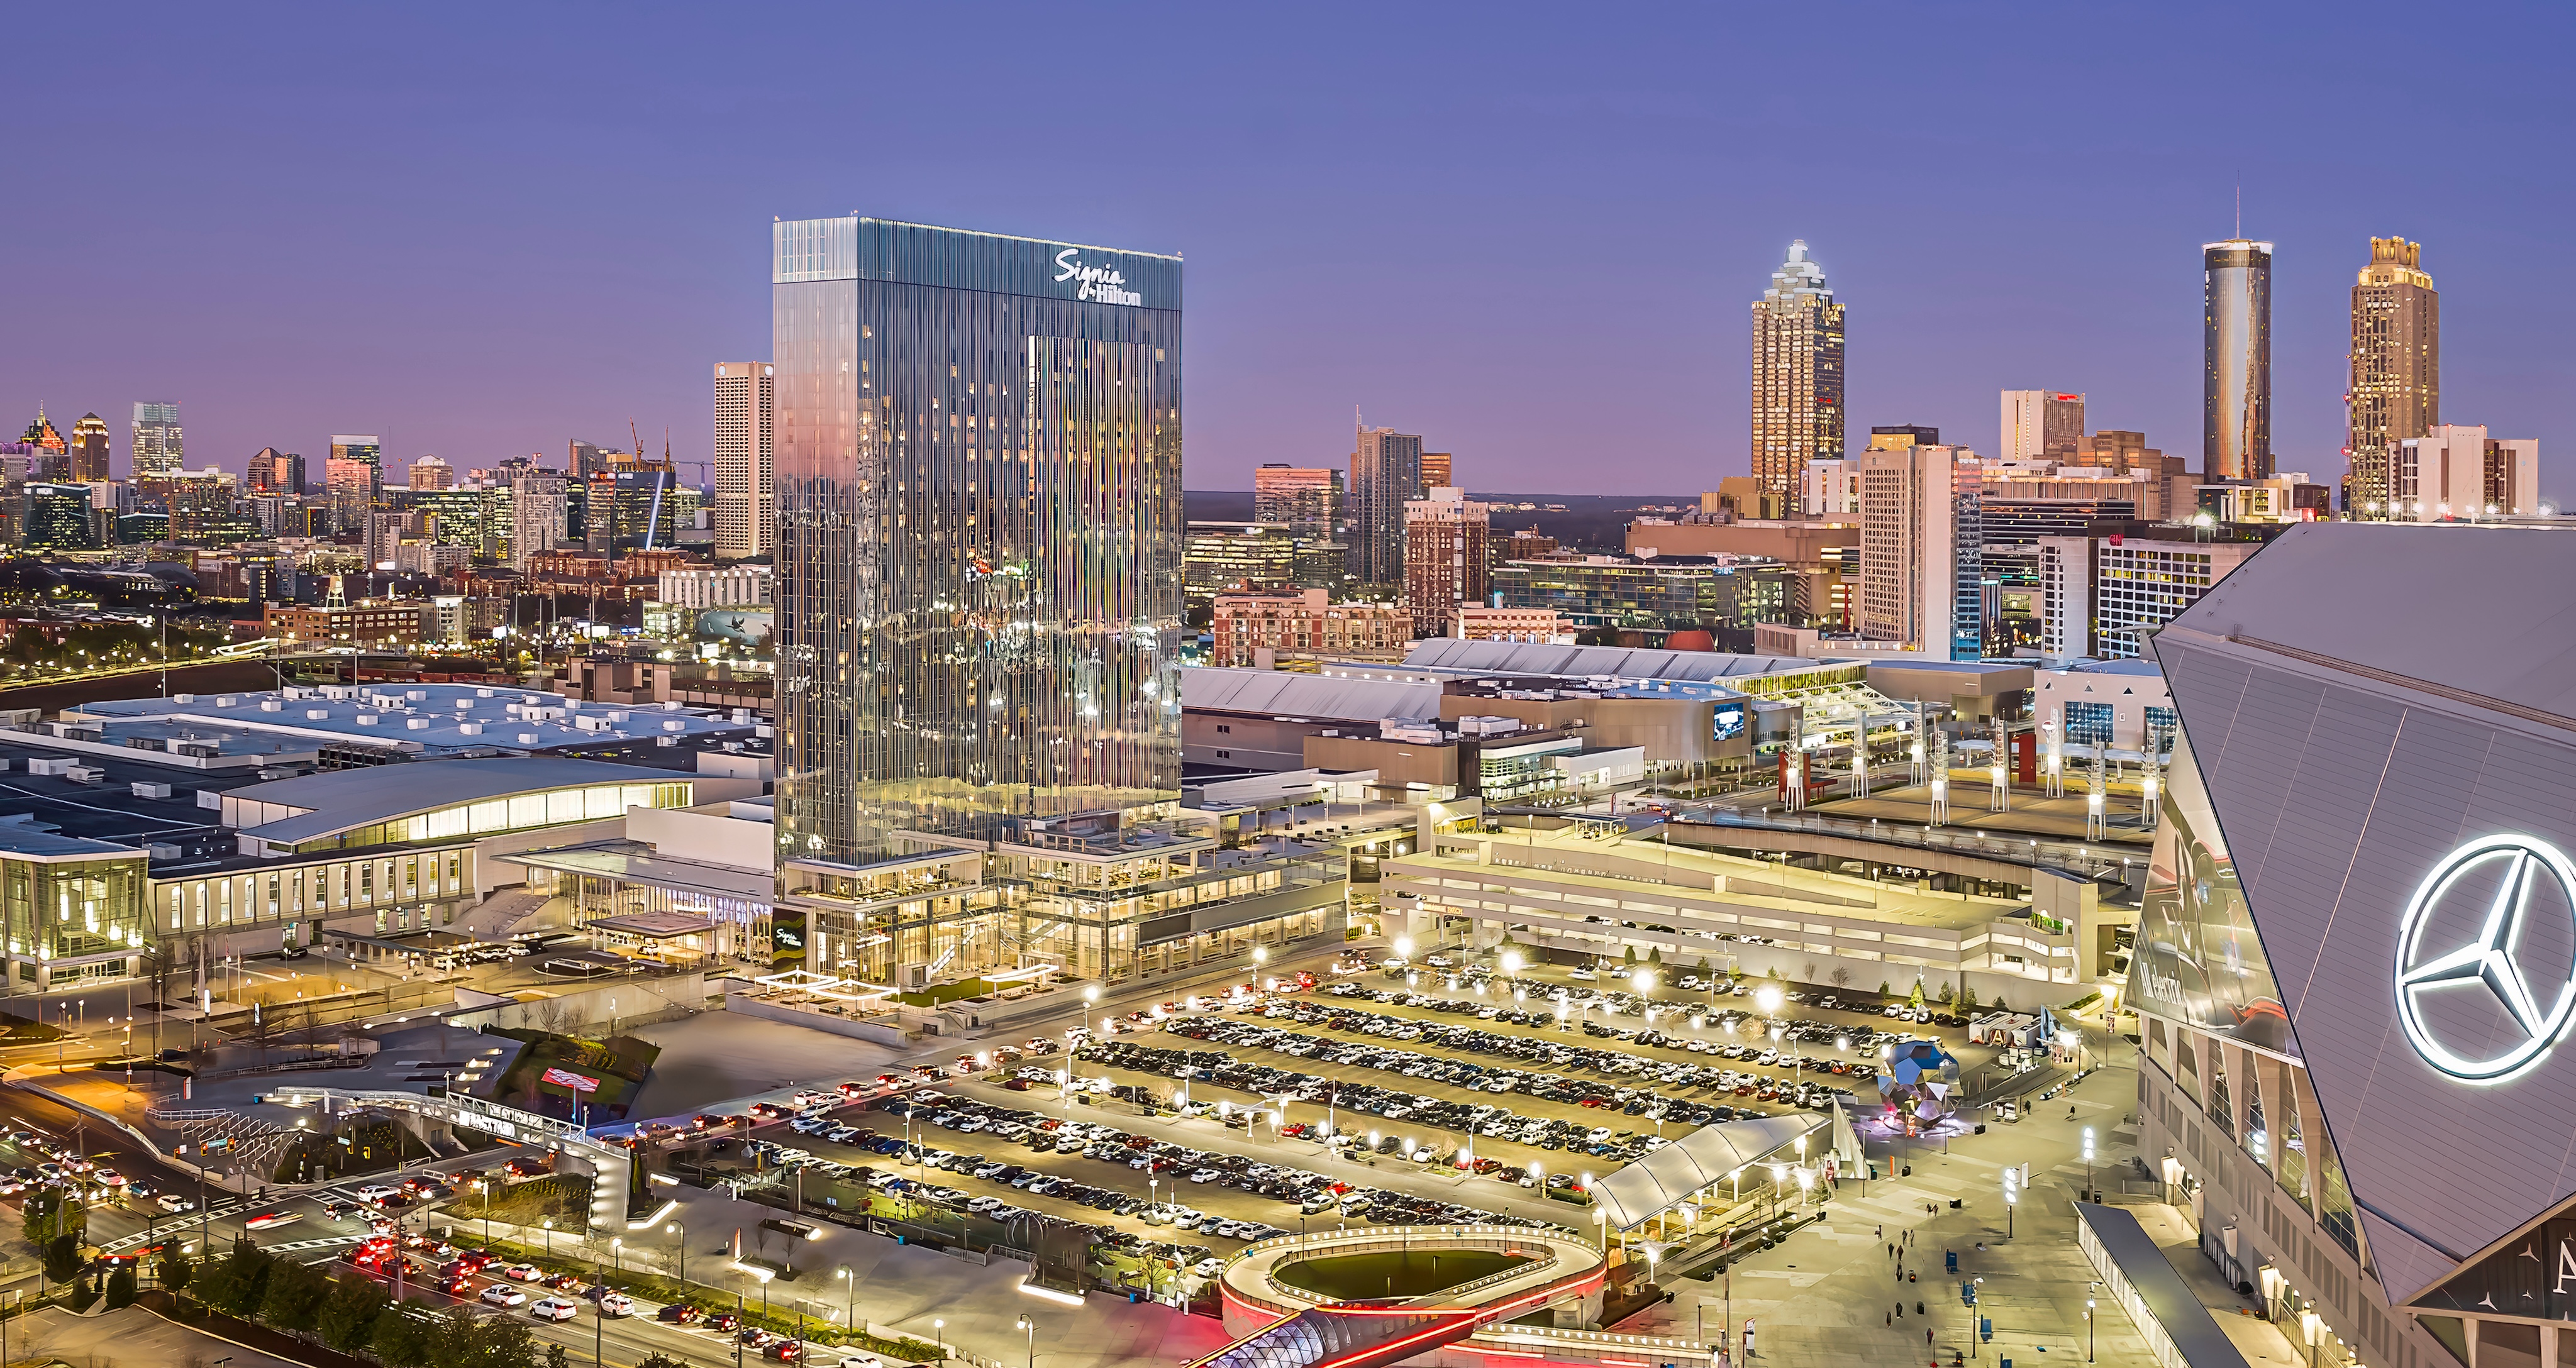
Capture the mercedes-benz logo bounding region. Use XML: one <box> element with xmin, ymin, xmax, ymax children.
<box><xmin>2396</xmin><ymin>834</ymin><xmax>2576</xmax><ymax>1083</ymax></box>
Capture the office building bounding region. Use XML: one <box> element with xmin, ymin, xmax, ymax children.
<box><xmin>407</xmin><ymin>455</ymin><xmax>454</xmax><ymax>490</ymax></box>
<box><xmin>1348</xmin><ymin>424</ymin><xmax>1422</xmax><ymax>585</ymax></box>
<box><xmin>2345</xmin><ymin>237</ymin><xmax>2440</xmax><ymax>517</ymax></box>
<box><xmin>22</xmin><ymin>483</ymin><xmax>96</xmax><ymax>550</ymax></box>
<box><xmin>1867</xmin><ymin>424</ymin><xmax>1938</xmax><ymax>451</ymax></box>
<box><xmin>1184</xmin><ymin>523</ymin><xmax>1342</xmax><ymax>613</ymax></box>
<box><xmin>2203</xmin><ymin>239</ymin><xmax>2273</xmax><ymax>481</ymax></box>
<box><xmin>247</xmin><ymin>448</ymin><xmax>305</xmax><ymax>496</ymax></box>
<box><xmin>67</xmin><ymin>413</ymin><xmax>109</xmax><ymax>482</ymax></box>
<box><xmin>1419</xmin><ymin>451</ymin><xmax>1453</xmax><ymax>494</ymax></box>
<box><xmin>2121</xmin><ymin>522</ymin><xmax>2576</xmax><ymax>1368</ymax></box>
<box><xmin>587</xmin><ymin>468</ymin><xmax>681</xmax><ymax>553</ymax></box>
<box><xmin>2387</xmin><ymin>424</ymin><xmax>2539</xmax><ymax>520</ymax></box>
<box><xmin>1500</xmin><ymin>526</ymin><xmax>1560</xmax><ymax>562</ymax></box>
<box><xmin>20</xmin><ymin>407</ymin><xmax>65</xmax><ymax>456</ymax></box>
<box><xmin>770</xmin><ymin>214</ymin><xmax>1182</xmax><ymax>864</ymax></box>
<box><xmin>1999</xmin><ymin>390</ymin><xmax>2084</xmax><ymax>462</ymax></box>
<box><xmin>1209</xmin><ymin>588</ymin><xmax>1409</xmax><ymax>667</ymax></box>
<box><xmin>711</xmin><ymin>361</ymin><xmax>775</xmax><ymax>560</ymax></box>
<box><xmin>1492</xmin><ymin>554</ymin><xmax>1791</xmax><ymax>641</ymax></box>
<box><xmin>1453</xmin><ymin>605</ymin><xmax>1564</xmax><ymax>644</ymax></box>
<box><xmin>1750</xmin><ymin>240</ymin><xmax>1845</xmax><ymax>514</ymax></box>
<box><xmin>2036</xmin><ymin>521</ymin><xmax>2270</xmax><ymax>660</ymax></box>
<box><xmin>1802</xmin><ymin>458</ymin><xmax>1860</xmax><ymax>516</ymax></box>
<box><xmin>508</xmin><ymin>468</ymin><xmax>570</xmax><ymax>570</ymax></box>
<box><xmin>323</xmin><ymin>458</ymin><xmax>375</xmax><ymax>532</ymax></box>
<box><xmin>1252</xmin><ymin>464</ymin><xmax>1342</xmax><ymax>539</ymax></box>
<box><xmin>132</xmin><ymin>402</ymin><xmax>184</xmax><ymax>477</ymax></box>
<box><xmin>1402</xmin><ymin>486</ymin><xmax>1491</xmax><ymax>638</ymax></box>
<box><xmin>658</xmin><ymin>564</ymin><xmax>772</xmax><ymax>610</ymax></box>
<box><xmin>1855</xmin><ymin>443</ymin><xmax>1979</xmax><ymax>660</ymax></box>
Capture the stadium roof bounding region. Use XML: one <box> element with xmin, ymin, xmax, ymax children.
<box><xmin>1180</xmin><ymin>668</ymin><xmax>1442</xmax><ymax>722</ymax></box>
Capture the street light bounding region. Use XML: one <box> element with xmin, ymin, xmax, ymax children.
<box><xmin>669</xmin><ymin>1221</ymin><xmax>684</xmax><ymax>1283</ymax></box>
<box><xmin>2087</xmin><ymin>1284</ymin><xmax>2098</xmax><ymax>1362</ymax></box>
<box><xmin>838</xmin><ymin>1266</ymin><xmax>854</xmax><ymax>1334</ymax></box>
<box><xmin>1016</xmin><ymin>1313</ymin><xmax>1036</xmax><ymax>1368</ymax></box>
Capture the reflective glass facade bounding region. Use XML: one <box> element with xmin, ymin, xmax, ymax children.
<box><xmin>2202</xmin><ymin>241</ymin><xmax>2272</xmax><ymax>482</ymax></box>
<box><xmin>772</xmin><ymin>218</ymin><xmax>1183</xmax><ymax>866</ymax></box>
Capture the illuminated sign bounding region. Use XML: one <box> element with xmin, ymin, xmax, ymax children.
<box><xmin>1713</xmin><ymin>702</ymin><xmax>1746</xmax><ymax>742</ymax></box>
<box><xmin>1055</xmin><ymin>249</ymin><xmax>1143</xmax><ymax>306</ymax></box>
<box><xmin>541</xmin><ymin>1067</ymin><xmax>602</xmax><ymax>1093</ymax></box>
<box><xmin>2394</xmin><ymin>834</ymin><xmax>2576</xmax><ymax>1083</ymax></box>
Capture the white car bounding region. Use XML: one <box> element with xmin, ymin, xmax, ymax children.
<box><xmin>1191</xmin><ymin>1257</ymin><xmax>1224</xmax><ymax>1277</ymax></box>
<box><xmin>479</xmin><ymin>1284</ymin><xmax>528</xmax><ymax>1307</ymax></box>
<box><xmin>157</xmin><ymin>1194</ymin><xmax>193</xmax><ymax>1213</ymax></box>
<box><xmin>1187</xmin><ymin>1168</ymin><xmax>1219</xmax><ymax>1183</ymax></box>
<box><xmin>530</xmin><ymin>1297</ymin><xmax>579</xmax><ymax>1322</ymax></box>
<box><xmin>836</xmin><ymin>1357</ymin><xmax>887</xmax><ymax>1368</ymax></box>
<box><xmin>502</xmin><ymin>1263</ymin><xmax>543</xmax><ymax>1281</ymax></box>
<box><xmin>352</xmin><ymin>1184</ymin><xmax>400</xmax><ymax>1203</ymax></box>
<box><xmin>597</xmin><ymin>1292</ymin><xmax>634</xmax><ymax>1317</ymax></box>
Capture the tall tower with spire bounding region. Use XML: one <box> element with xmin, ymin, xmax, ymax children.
<box><xmin>1750</xmin><ymin>241</ymin><xmax>1845</xmax><ymax>516</ymax></box>
<box><xmin>19</xmin><ymin>405</ymin><xmax>65</xmax><ymax>455</ymax></box>
<box><xmin>2343</xmin><ymin>236</ymin><xmax>2438</xmax><ymax>517</ymax></box>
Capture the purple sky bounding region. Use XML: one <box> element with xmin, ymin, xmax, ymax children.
<box><xmin>6</xmin><ymin>3</ymin><xmax>2571</xmax><ymax>496</ymax></box>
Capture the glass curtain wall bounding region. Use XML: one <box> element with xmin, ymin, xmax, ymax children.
<box><xmin>772</xmin><ymin>217</ymin><xmax>1184</xmax><ymax>868</ymax></box>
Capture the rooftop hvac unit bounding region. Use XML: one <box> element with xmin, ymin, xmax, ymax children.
<box><xmin>130</xmin><ymin>781</ymin><xmax>174</xmax><ymax>800</ymax></box>
<box><xmin>458</xmin><ymin>724</ymin><xmax>483</xmax><ymax>736</ymax></box>
<box><xmin>172</xmin><ymin>693</ymin><xmax>196</xmax><ymax>703</ymax></box>
<box><xmin>306</xmin><ymin>709</ymin><xmax>330</xmax><ymax>720</ymax></box>
<box><xmin>259</xmin><ymin>700</ymin><xmax>283</xmax><ymax>712</ymax></box>
<box><xmin>518</xmin><ymin>732</ymin><xmax>540</xmax><ymax>744</ymax></box>
<box><xmin>406</xmin><ymin>718</ymin><xmax>432</xmax><ymax>731</ymax></box>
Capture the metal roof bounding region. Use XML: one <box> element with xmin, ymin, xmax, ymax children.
<box><xmin>224</xmin><ymin>757</ymin><xmax>689</xmax><ymax>844</ymax></box>
<box><xmin>70</xmin><ymin>682</ymin><xmax>748</xmax><ymax>756</ymax></box>
<box><xmin>1589</xmin><ymin>1112</ymin><xmax>1821</xmax><ymax>1230</ymax></box>
<box><xmin>1400</xmin><ymin>638</ymin><xmax>1829</xmax><ymax>681</ymax></box>
<box><xmin>2076</xmin><ymin>1202</ymin><xmax>2252</xmax><ymax>1368</ymax></box>
<box><xmin>1180</xmin><ymin>667</ymin><xmax>1443</xmax><ymax>722</ymax></box>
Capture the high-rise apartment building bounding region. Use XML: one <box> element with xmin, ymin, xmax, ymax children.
<box><xmin>1750</xmin><ymin>240</ymin><xmax>1845</xmax><ymax>514</ymax></box>
<box><xmin>246</xmin><ymin>447</ymin><xmax>306</xmax><ymax>496</ymax></box>
<box><xmin>2202</xmin><ymin>240</ymin><xmax>2273</xmax><ymax>482</ymax></box>
<box><xmin>2344</xmin><ymin>237</ymin><xmax>2438</xmax><ymax>517</ymax></box>
<box><xmin>712</xmin><ymin>361</ymin><xmax>775</xmax><ymax>560</ymax></box>
<box><xmin>772</xmin><ymin>215</ymin><xmax>1181</xmax><ymax>865</ymax></box>
<box><xmin>1999</xmin><ymin>391</ymin><xmax>2085</xmax><ymax>463</ymax></box>
<box><xmin>1252</xmin><ymin>464</ymin><xmax>1342</xmax><ymax>539</ymax></box>
<box><xmin>2385</xmin><ymin>424</ymin><xmax>2538</xmax><ymax>520</ymax></box>
<box><xmin>408</xmin><ymin>455</ymin><xmax>455</xmax><ymax>490</ymax></box>
<box><xmin>1855</xmin><ymin>444</ymin><xmax>1979</xmax><ymax>660</ymax></box>
<box><xmin>508</xmin><ymin>467</ymin><xmax>570</xmax><ymax>570</ymax></box>
<box><xmin>1419</xmin><ymin>451</ymin><xmax>1453</xmax><ymax>494</ymax></box>
<box><xmin>132</xmin><ymin>402</ymin><xmax>183</xmax><ymax>477</ymax></box>
<box><xmin>1802</xmin><ymin>458</ymin><xmax>1860</xmax><ymax>516</ymax></box>
<box><xmin>1348</xmin><ymin>424</ymin><xmax>1423</xmax><ymax>585</ymax></box>
<box><xmin>66</xmin><ymin>414</ymin><xmax>108</xmax><ymax>482</ymax></box>
<box><xmin>1402</xmin><ymin>487</ymin><xmax>1491</xmax><ymax>638</ymax></box>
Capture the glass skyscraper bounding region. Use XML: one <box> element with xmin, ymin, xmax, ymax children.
<box><xmin>131</xmin><ymin>401</ymin><xmax>183</xmax><ymax>478</ymax></box>
<box><xmin>770</xmin><ymin>217</ymin><xmax>1184</xmax><ymax>867</ymax></box>
<box><xmin>2201</xmin><ymin>240</ymin><xmax>2272</xmax><ymax>482</ymax></box>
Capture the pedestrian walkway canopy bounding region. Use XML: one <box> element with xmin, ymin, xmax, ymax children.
<box><xmin>2077</xmin><ymin>1201</ymin><xmax>2253</xmax><ymax>1368</ymax></box>
<box><xmin>1591</xmin><ymin>1112</ymin><xmax>1824</xmax><ymax>1230</ymax></box>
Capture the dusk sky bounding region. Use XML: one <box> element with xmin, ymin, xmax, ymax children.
<box><xmin>7</xmin><ymin>3</ymin><xmax>2571</xmax><ymax>496</ymax></box>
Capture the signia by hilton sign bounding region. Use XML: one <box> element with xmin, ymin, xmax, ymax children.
<box><xmin>1055</xmin><ymin>248</ymin><xmax>1143</xmax><ymax>306</ymax></box>
<box><xmin>2395</xmin><ymin>833</ymin><xmax>2576</xmax><ymax>1083</ymax></box>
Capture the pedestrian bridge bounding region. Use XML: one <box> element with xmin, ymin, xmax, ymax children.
<box><xmin>1189</xmin><ymin>1224</ymin><xmax>1709</xmax><ymax>1368</ymax></box>
<box><xmin>269</xmin><ymin>1086</ymin><xmax>638</xmax><ymax>1231</ymax></box>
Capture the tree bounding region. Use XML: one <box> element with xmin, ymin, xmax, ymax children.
<box><xmin>369</xmin><ymin>1302</ymin><xmax>433</xmax><ymax>1368</ymax></box>
<box><xmin>1936</xmin><ymin>981</ymin><xmax>1955</xmax><ymax>1005</ymax></box>
<box><xmin>1646</xmin><ymin>947</ymin><xmax>1663</xmax><ymax>967</ymax></box>
<box><xmin>105</xmin><ymin>1265</ymin><xmax>137</xmax><ymax>1310</ymax></box>
<box><xmin>1621</xmin><ymin>945</ymin><xmax>1638</xmax><ymax>968</ymax></box>
<box><xmin>1829</xmin><ymin>966</ymin><xmax>1852</xmax><ymax>990</ymax></box>
<box><xmin>158</xmin><ymin>1246</ymin><xmax>194</xmax><ymax>1293</ymax></box>
<box><xmin>317</xmin><ymin>1271</ymin><xmax>391</xmax><ymax>1353</ymax></box>
<box><xmin>472</xmin><ymin>1313</ymin><xmax>540</xmax><ymax>1368</ymax></box>
<box><xmin>1764</xmin><ymin>965</ymin><xmax>1781</xmax><ymax>979</ymax></box>
<box><xmin>1695</xmin><ymin>957</ymin><xmax>1711</xmax><ymax>975</ymax></box>
<box><xmin>68</xmin><ymin>1272</ymin><xmax>97</xmax><ymax>1312</ymax></box>
<box><xmin>547</xmin><ymin>1345</ymin><xmax>573</xmax><ymax>1368</ymax></box>
<box><xmin>196</xmin><ymin>1234</ymin><xmax>275</xmax><ymax>1318</ymax></box>
<box><xmin>23</xmin><ymin>1186</ymin><xmax>82</xmax><ymax>1250</ymax></box>
<box><xmin>1801</xmin><ymin>961</ymin><xmax>1816</xmax><ymax>983</ymax></box>
<box><xmin>258</xmin><ymin>1256</ymin><xmax>331</xmax><ymax>1332</ymax></box>
<box><xmin>43</xmin><ymin>1234</ymin><xmax>81</xmax><ymax>1285</ymax></box>
<box><xmin>1907</xmin><ymin>979</ymin><xmax>1926</xmax><ymax>1011</ymax></box>
<box><xmin>1879</xmin><ymin>980</ymin><xmax>1892</xmax><ymax>997</ymax></box>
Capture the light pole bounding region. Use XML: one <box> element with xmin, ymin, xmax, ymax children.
<box><xmin>1016</xmin><ymin>1313</ymin><xmax>1036</xmax><ymax>1368</ymax></box>
<box><xmin>838</xmin><ymin>1266</ymin><xmax>853</xmax><ymax>1335</ymax></box>
<box><xmin>2002</xmin><ymin>1167</ymin><xmax>2017</xmax><ymax>1239</ymax></box>
<box><xmin>2087</xmin><ymin>1284</ymin><xmax>2097</xmax><ymax>1362</ymax></box>
<box><xmin>669</xmin><ymin>1221</ymin><xmax>684</xmax><ymax>1283</ymax></box>
<box><xmin>541</xmin><ymin>1217</ymin><xmax>552</xmax><ymax>1258</ymax></box>
<box><xmin>2082</xmin><ymin>1126</ymin><xmax>2096</xmax><ymax>1201</ymax></box>
<box><xmin>935</xmin><ymin>1318</ymin><xmax>945</xmax><ymax>1360</ymax></box>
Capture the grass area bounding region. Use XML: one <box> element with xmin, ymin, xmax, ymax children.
<box><xmin>0</xmin><ymin>1012</ymin><xmax>67</xmax><ymax>1043</ymax></box>
<box><xmin>488</xmin><ymin>1029</ymin><xmax>660</xmax><ymax>1120</ymax></box>
<box><xmin>450</xmin><ymin>1174</ymin><xmax>591</xmax><ymax>1227</ymax></box>
<box><xmin>460</xmin><ymin>1232</ymin><xmax>943</xmax><ymax>1361</ymax></box>
<box><xmin>1275</xmin><ymin>1249</ymin><xmax>1530</xmax><ymax>1301</ymax></box>
<box><xmin>891</xmin><ymin>978</ymin><xmax>997</xmax><ymax>1007</ymax></box>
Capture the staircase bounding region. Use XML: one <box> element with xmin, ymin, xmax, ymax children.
<box><xmin>455</xmin><ymin>888</ymin><xmax>553</xmax><ymax>941</ymax></box>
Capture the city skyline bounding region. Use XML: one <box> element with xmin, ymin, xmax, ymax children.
<box><xmin>4</xmin><ymin>6</ymin><xmax>2573</xmax><ymax>498</ymax></box>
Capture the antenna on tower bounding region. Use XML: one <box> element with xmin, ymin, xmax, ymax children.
<box><xmin>2234</xmin><ymin>182</ymin><xmax>2241</xmax><ymax>239</ymax></box>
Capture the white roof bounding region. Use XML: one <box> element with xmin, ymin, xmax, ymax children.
<box><xmin>1402</xmin><ymin>637</ymin><xmax>1829</xmax><ymax>681</ymax></box>
<box><xmin>1179</xmin><ymin>668</ymin><xmax>1442</xmax><ymax>722</ymax></box>
<box><xmin>1590</xmin><ymin>1112</ymin><xmax>1824</xmax><ymax>1230</ymax></box>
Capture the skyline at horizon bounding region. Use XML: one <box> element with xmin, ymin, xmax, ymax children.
<box><xmin>6</xmin><ymin>3</ymin><xmax>2571</xmax><ymax>497</ymax></box>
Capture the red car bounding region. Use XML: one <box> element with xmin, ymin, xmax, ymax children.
<box><xmin>766</xmin><ymin>1342</ymin><xmax>805</xmax><ymax>1363</ymax></box>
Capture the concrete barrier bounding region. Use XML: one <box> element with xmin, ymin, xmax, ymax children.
<box><xmin>726</xmin><ymin>993</ymin><xmax>917</xmax><ymax>1045</ymax></box>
